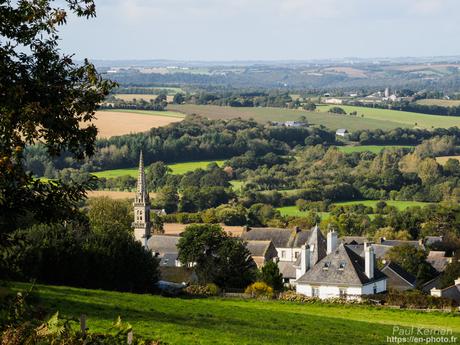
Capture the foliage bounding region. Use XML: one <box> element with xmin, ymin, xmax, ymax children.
<box><xmin>2</xmin><ymin>223</ymin><xmax>159</xmax><ymax>293</ymax></box>
<box><xmin>0</xmin><ymin>0</ymin><xmax>115</xmax><ymax>234</ymax></box>
<box><xmin>258</xmin><ymin>261</ymin><xmax>284</xmax><ymax>292</ymax></box>
<box><xmin>177</xmin><ymin>224</ymin><xmax>256</xmax><ymax>288</ymax></box>
<box><xmin>184</xmin><ymin>284</ymin><xmax>220</xmax><ymax>297</ymax></box>
<box><xmin>86</xmin><ymin>197</ymin><xmax>132</xmax><ymax>234</ymax></box>
<box><xmin>244</xmin><ymin>282</ymin><xmax>274</xmax><ymax>298</ymax></box>
<box><xmin>374</xmin><ymin>289</ymin><xmax>456</xmax><ymax>309</ymax></box>
<box><xmin>439</xmin><ymin>261</ymin><xmax>460</xmax><ymax>289</ymax></box>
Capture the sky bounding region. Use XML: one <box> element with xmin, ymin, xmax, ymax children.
<box><xmin>59</xmin><ymin>0</ymin><xmax>460</xmax><ymax>61</ymax></box>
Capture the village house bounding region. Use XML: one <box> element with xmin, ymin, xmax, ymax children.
<box><xmin>245</xmin><ymin>240</ymin><xmax>278</xmax><ymax>268</ymax></box>
<box><xmin>295</xmin><ymin>231</ymin><xmax>387</xmax><ymax>299</ymax></box>
<box><xmin>335</xmin><ymin>128</ymin><xmax>349</xmax><ymax>137</ymax></box>
<box><xmin>430</xmin><ymin>278</ymin><xmax>460</xmax><ymax>304</ymax></box>
<box><xmin>381</xmin><ymin>261</ymin><xmax>417</xmax><ymax>291</ymax></box>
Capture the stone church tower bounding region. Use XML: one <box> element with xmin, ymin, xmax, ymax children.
<box><xmin>132</xmin><ymin>151</ymin><xmax>151</xmax><ymax>247</ymax></box>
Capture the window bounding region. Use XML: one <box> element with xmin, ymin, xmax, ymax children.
<box><xmin>281</xmin><ymin>250</ymin><xmax>286</xmax><ymax>258</ymax></box>
<box><xmin>312</xmin><ymin>287</ymin><xmax>319</xmax><ymax>297</ymax></box>
<box><xmin>294</xmin><ymin>251</ymin><xmax>299</xmax><ymax>259</ymax></box>
<box><xmin>373</xmin><ymin>285</ymin><xmax>377</xmax><ymax>294</ymax></box>
<box><xmin>339</xmin><ymin>288</ymin><xmax>347</xmax><ymax>298</ymax></box>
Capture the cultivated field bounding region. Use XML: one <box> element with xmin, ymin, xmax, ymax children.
<box><xmin>169</xmin><ymin>104</ymin><xmax>406</xmax><ymax>131</ymax></box>
<box><xmin>164</xmin><ymin>223</ymin><xmax>243</xmax><ymax>236</ymax></box>
<box><xmin>337</xmin><ymin>145</ymin><xmax>414</xmax><ymax>154</ymax></box>
<box><xmin>416</xmin><ymin>99</ymin><xmax>460</xmax><ymax>107</ymax></box>
<box><xmin>92</xmin><ymin>160</ymin><xmax>226</xmax><ymax>178</ymax></box>
<box><xmin>435</xmin><ymin>156</ymin><xmax>460</xmax><ymax>165</ymax></box>
<box><xmin>11</xmin><ymin>283</ymin><xmax>460</xmax><ymax>345</ymax></box>
<box><xmin>318</xmin><ymin>105</ymin><xmax>460</xmax><ymax>129</ymax></box>
<box><xmin>91</xmin><ymin>110</ymin><xmax>184</xmax><ymax>138</ymax></box>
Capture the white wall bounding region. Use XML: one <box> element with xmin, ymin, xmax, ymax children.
<box><xmin>296</xmin><ymin>279</ymin><xmax>386</xmax><ymax>300</ymax></box>
<box><xmin>276</xmin><ymin>247</ymin><xmax>299</xmax><ymax>262</ymax></box>
<box><xmin>362</xmin><ymin>279</ymin><xmax>386</xmax><ymax>294</ymax></box>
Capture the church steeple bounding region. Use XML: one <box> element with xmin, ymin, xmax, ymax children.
<box><xmin>132</xmin><ymin>151</ymin><xmax>151</xmax><ymax>247</ymax></box>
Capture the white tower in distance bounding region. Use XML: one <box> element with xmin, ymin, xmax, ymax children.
<box><xmin>132</xmin><ymin>151</ymin><xmax>151</xmax><ymax>247</ymax></box>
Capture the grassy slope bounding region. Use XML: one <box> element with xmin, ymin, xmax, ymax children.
<box><xmin>169</xmin><ymin>104</ymin><xmax>405</xmax><ymax>131</ymax></box>
<box><xmin>99</xmin><ymin>109</ymin><xmax>185</xmax><ymax>118</ymax></box>
<box><xmin>318</xmin><ymin>105</ymin><xmax>460</xmax><ymax>129</ymax></box>
<box><xmin>92</xmin><ymin>160</ymin><xmax>226</xmax><ymax>178</ymax></box>
<box><xmin>12</xmin><ymin>283</ymin><xmax>460</xmax><ymax>345</ymax></box>
<box><xmin>337</xmin><ymin>145</ymin><xmax>413</xmax><ymax>154</ymax></box>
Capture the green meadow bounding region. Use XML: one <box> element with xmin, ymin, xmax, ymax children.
<box><xmin>337</xmin><ymin>145</ymin><xmax>414</xmax><ymax>154</ymax></box>
<box><xmin>318</xmin><ymin>105</ymin><xmax>460</xmax><ymax>129</ymax></box>
<box><xmin>10</xmin><ymin>282</ymin><xmax>460</xmax><ymax>345</ymax></box>
<box><xmin>277</xmin><ymin>200</ymin><xmax>432</xmax><ymax>218</ymax></box>
<box><xmin>92</xmin><ymin>160</ymin><xmax>226</xmax><ymax>178</ymax></box>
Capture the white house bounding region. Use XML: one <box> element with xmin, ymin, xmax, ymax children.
<box><xmin>336</xmin><ymin>128</ymin><xmax>349</xmax><ymax>137</ymax></box>
<box><xmin>296</xmin><ymin>233</ymin><xmax>387</xmax><ymax>300</ymax></box>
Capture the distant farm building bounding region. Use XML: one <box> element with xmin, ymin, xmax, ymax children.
<box><xmin>336</xmin><ymin>128</ymin><xmax>349</xmax><ymax>137</ymax></box>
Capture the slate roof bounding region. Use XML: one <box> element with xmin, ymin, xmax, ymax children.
<box><xmin>380</xmin><ymin>239</ymin><xmax>424</xmax><ymax>250</ymax></box>
<box><xmin>340</xmin><ymin>236</ymin><xmax>368</xmax><ymax>245</ymax></box>
<box><xmin>427</xmin><ymin>251</ymin><xmax>450</xmax><ymax>272</ymax></box>
<box><xmin>297</xmin><ymin>244</ymin><xmax>387</xmax><ymax>286</ymax></box>
<box><xmin>147</xmin><ymin>235</ymin><xmax>180</xmax><ymax>254</ymax></box>
<box><xmin>424</xmin><ymin>236</ymin><xmax>443</xmax><ymax>246</ymax></box>
<box><xmin>160</xmin><ymin>253</ymin><xmax>179</xmax><ymax>267</ymax></box>
<box><xmin>246</xmin><ymin>240</ymin><xmax>273</xmax><ymax>257</ymax></box>
<box><xmin>241</xmin><ymin>227</ymin><xmax>311</xmax><ymax>248</ymax></box>
<box><xmin>308</xmin><ymin>225</ymin><xmax>327</xmax><ymax>265</ymax></box>
<box><xmin>278</xmin><ymin>261</ymin><xmax>296</xmax><ymax>279</ymax></box>
<box><xmin>381</xmin><ymin>261</ymin><xmax>416</xmax><ymax>286</ymax></box>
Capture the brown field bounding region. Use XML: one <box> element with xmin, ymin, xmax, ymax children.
<box><xmin>416</xmin><ymin>99</ymin><xmax>460</xmax><ymax>107</ymax></box>
<box><xmin>164</xmin><ymin>223</ymin><xmax>244</xmax><ymax>237</ymax></box>
<box><xmin>87</xmin><ymin>190</ymin><xmax>157</xmax><ymax>199</ymax></box>
<box><xmin>90</xmin><ymin>111</ymin><xmax>183</xmax><ymax>138</ymax></box>
<box><xmin>322</xmin><ymin>67</ymin><xmax>368</xmax><ymax>78</ymax></box>
<box><xmin>435</xmin><ymin>155</ymin><xmax>460</xmax><ymax>165</ymax></box>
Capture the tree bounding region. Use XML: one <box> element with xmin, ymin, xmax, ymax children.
<box><xmin>155</xmin><ymin>186</ymin><xmax>179</xmax><ymax>213</ymax></box>
<box><xmin>385</xmin><ymin>244</ymin><xmax>436</xmax><ymax>284</ymax></box>
<box><xmin>328</xmin><ymin>107</ymin><xmax>346</xmax><ymax>115</ymax></box>
<box><xmin>86</xmin><ymin>197</ymin><xmax>132</xmax><ymax>234</ymax></box>
<box><xmin>173</xmin><ymin>93</ymin><xmax>185</xmax><ymax>104</ymax></box>
<box><xmin>439</xmin><ymin>261</ymin><xmax>460</xmax><ymax>289</ymax></box>
<box><xmin>146</xmin><ymin>162</ymin><xmax>171</xmax><ymax>191</ymax></box>
<box><xmin>177</xmin><ymin>224</ymin><xmax>256</xmax><ymax>288</ymax></box>
<box><xmin>259</xmin><ymin>261</ymin><xmax>284</xmax><ymax>291</ymax></box>
<box><xmin>0</xmin><ymin>0</ymin><xmax>115</xmax><ymax>234</ymax></box>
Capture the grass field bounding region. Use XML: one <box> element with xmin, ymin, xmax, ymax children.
<box><xmin>416</xmin><ymin>99</ymin><xmax>460</xmax><ymax>107</ymax></box>
<box><xmin>92</xmin><ymin>160</ymin><xmax>226</xmax><ymax>178</ymax></box>
<box><xmin>91</xmin><ymin>110</ymin><xmax>184</xmax><ymax>138</ymax></box>
<box><xmin>436</xmin><ymin>156</ymin><xmax>460</xmax><ymax>165</ymax></box>
<box><xmin>169</xmin><ymin>104</ymin><xmax>407</xmax><ymax>131</ymax></box>
<box><xmin>318</xmin><ymin>105</ymin><xmax>460</xmax><ymax>129</ymax></box>
<box><xmin>337</xmin><ymin>145</ymin><xmax>414</xmax><ymax>154</ymax></box>
<box><xmin>278</xmin><ymin>200</ymin><xmax>432</xmax><ymax>218</ymax></box>
<box><xmin>10</xmin><ymin>282</ymin><xmax>460</xmax><ymax>345</ymax></box>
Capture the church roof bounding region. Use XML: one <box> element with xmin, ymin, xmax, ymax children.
<box><xmin>147</xmin><ymin>235</ymin><xmax>180</xmax><ymax>254</ymax></box>
<box><xmin>241</xmin><ymin>227</ymin><xmax>301</xmax><ymax>248</ymax></box>
<box><xmin>297</xmin><ymin>244</ymin><xmax>386</xmax><ymax>287</ymax></box>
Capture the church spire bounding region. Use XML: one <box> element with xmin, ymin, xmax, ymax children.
<box><xmin>133</xmin><ymin>150</ymin><xmax>151</xmax><ymax>247</ymax></box>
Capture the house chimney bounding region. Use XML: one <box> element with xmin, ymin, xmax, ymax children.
<box><xmin>300</xmin><ymin>244</ymin><xmax>310</xmax><ymax>275</ymax></box>
<box><xmin>293</xmin><ymin>226</ymin><xmax>301</xmax><ymax>233</ymax></box>
<box><xmin>327</xmin><ymin>230</ymin><xmax>338</xmax><ymax>254</ymax></box>
<box><xmin>365</xmin><ymin>243</ymin><xmax>375</xmax><ymax>280</ymax></box>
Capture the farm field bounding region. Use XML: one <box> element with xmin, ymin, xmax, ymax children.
<box><xmin>277</xmin><ymin>206</ymin><xmax>330</xmax><ymax>219</ymax></box>
<box><xmin>169</xmin><ymin>104</ymin><xmax>407</xmax><ymax>131</ymax></box>
<box><xmin>92</xmin><ymin>160</ymin><xmax>226</xmax><ymax>178</ymax></box>
<box><xmin>10</xmin><ymin>282</ymin><xmax>460</xmax><ymax>345</ymax></box>
<box><xmin>436</xmin><ymin>156</ymin><xmax>460</xmax><ymax>165</ymax></box>
<box><xmin>416</xmin><ymin>99</ymin><xmax>460</xmax><ymax>107</ymax></box>
<box><xmin>164</xmin><ymin>223</ymin><xmax>243</xmax><ymax>236</ymax></box>
<box><xmin>337</xmin><ymin>145</ymin><xmax>413</xmax><ymax>154</ymax></box>
<box><xmin>318</xmin><ymin>105</ymin><xmax>460</xmax><ymax>129</ymax></box>
<box><xmin>91</xmin><ymin>110</ymin><xmax>184</xmax><ymax>138</ymax></box>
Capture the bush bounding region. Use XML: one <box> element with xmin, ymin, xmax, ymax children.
<box><xmin>376</xmin><ymin>289</ymin><xmax>456</xmax><ymax>309</ymax></box>
<box><xmin>245</xmin><ymin>282</ymin><xmax>274</xmax><ymax>299</ymax></box>
<box><xmin>184</xmin><ymin>283</ymin><xmax>220</xmax><ymax>297</ymax></box>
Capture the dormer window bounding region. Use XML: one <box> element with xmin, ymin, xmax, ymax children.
<box><xmin>323</xmin><ymin>262</ymin><xmax>330</xmax><ymax>270</ymax></box>
<box><xmin>339</xmin><ymin>262</ymin><xmax>346</xmax><ymax>270</ymax></box>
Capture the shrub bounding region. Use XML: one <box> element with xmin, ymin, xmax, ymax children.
<box><xmin>375</xmin><ymin>289</ymin><xmax>456</xmax><ymax>309</ymax></box>
<box><xmin>245</xmin><ymin>282</ymin><xmax>274</xmax><ymax>299</ymax></box>
<box><xmin>184</xmin><ymin>283</ymin><xmax>220</xmax><ymax>296</ymax></box>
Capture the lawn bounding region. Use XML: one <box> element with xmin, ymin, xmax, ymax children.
<box><xmin>317</xmin><ymin>105</ymin><xmax>460</xmax><ymax>129</ymax></box>
<box><xmin>337</xmin><ymin>145</ymin><xmax>413</xmax><ymax>154</ymax></box>
<box><xmin>10</xmin><ymin>282</ymin><xmax>460</xmax><ymax>345</ymax></box>
<box><xmin>92</xmin><ymin>160</ymin><xmax>226</xmax><ymax>178</ymax></box>
<box><xmin>169</xmin><ymin>104</ymin><xmax>407</xmax><ymax>131</ymax></box>
<box><xmin>277</xmin><ymin>206</ymin><xmax>330</xmax><ymax>220</ymax></box>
